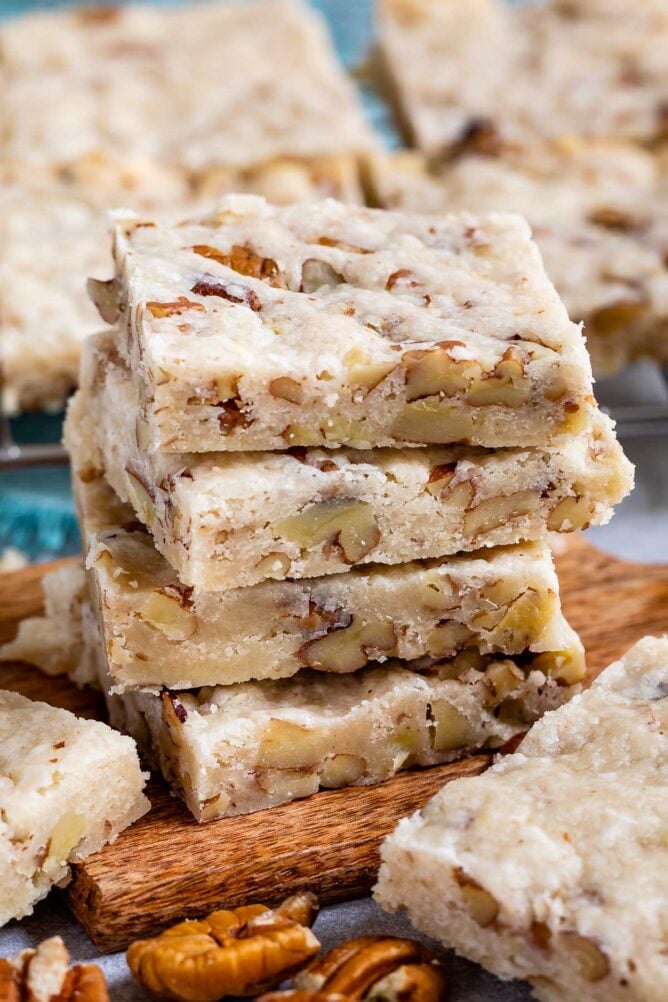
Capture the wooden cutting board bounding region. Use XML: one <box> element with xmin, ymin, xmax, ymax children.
<box><xmin>1</xmin><ymin>534</ymin><xmax>667</xmax><ymax>953</ymax></box>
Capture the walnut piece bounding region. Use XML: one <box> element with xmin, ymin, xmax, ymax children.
<box><xmin>260</xmin><ymin>936</ymin><xmax>448</xmax><ymax>1002</ymax></box>
<box><xmin>0</xmin><ymin>937</ymin><xmax>109</xmax><ymax>1002</ymax></box>
<box><xmin>127</xmin><ymin>894</ymin><xmax>320</xmax><ymax>1001</ymax></box>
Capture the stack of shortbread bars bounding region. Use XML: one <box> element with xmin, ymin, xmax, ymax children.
<box><xmin>60</xmin><ymin>194</ymin><xmax>632</xmax><ymax>821</ymax></box>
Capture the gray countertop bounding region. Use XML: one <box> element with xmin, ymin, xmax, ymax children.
<box><xmin>2</xmin><ymin>369</ymin><xmax>667</xmax><ymax>1000</ymax></box>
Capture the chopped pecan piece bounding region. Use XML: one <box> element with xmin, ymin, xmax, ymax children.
<box><xmin>0</xmin><ymin>937</ymin><xmax>109</xmax><ymax>1002</ymax></box>
<box><xmin>386</xmin><ymin>268</ymin><xmax>419</xmax><ymax>291</ymax></box>
<box><xmin>127</xmin><ymin>894</ymin><xmax>320</xmax><ymax>1001</ymax></box>
<box><xmin>191</xmin><ymin>280</ymin><xmax>262</xmax><ymax>312</ymax></box>
<box><xmin>316</xmin><ymin>236</ymin><xmax>372</xmax><ymax>254</ymax></box>
<box><xmin>300</xmin><ymin>259</ymin><xmax>345</xmax><ymax>293</ymax></box>
<box><xmin>191</xmin><ymin>244</ymin><xmax>284</xmax><ymax>287</ymax></box>
<box><xmin>87</xmin><ymin>277</ymin><xmax>121</xmax><ymax>324</ymax></box>
<box><xmin>587</xmin><ymin>207</ymin><xmax>644</xmax><ymax>232</ymax></box>
<box><xmin>446</xmin><ymin>117</ymin><xmax>502</xmax><ymax>160</ymax></box>
<box><xmin>218</xmin><ymin>398</ymin><xmax>252</xmax><ymax>435</ymax></box>
<box><xmin>299</xmin><ymin>616</ymin><xmax>396</xmax><ymax>672</ymax></box>
<box><xmin>277</xmin><ymin>499</ymin><xmax>380</xmax><ymax>564</ymax></box>
<box><xmin>146</xmin><ymin>297</ymin><xmax>206</xmax><ymax>319</ymax></box>
<box><xmin>558</xmin><ymin>933</ymin><xmax>610</xmax><ymax>983</ymax></box>
<box><xmin>454</xmin><ymin>869</ymin><xmax>499</xmax><ymax>927</ymax></box>
<box><xmin>272</xmin><ymin>936</ymin><xmax>448</xmax><ymax>1001</ymax></box>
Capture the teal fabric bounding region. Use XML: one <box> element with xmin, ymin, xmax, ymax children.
<box><xmin>0</xmin><ymin>0</ymin><xmax>393</xmax><ymax>559</ymax></box>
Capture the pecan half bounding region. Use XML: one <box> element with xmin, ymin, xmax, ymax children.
<box><xmin>261</xmin><ymin>937</ymin><xmax>448</xmax><ymax>1001</ymax></box>
<box><xmin>126</xmin><ymin>894</ymin><xmax>320</xmax><ymax>1001</ymax></box>
<box><xmin>0</xmin><ymin>937</ymin><xmax>109</xmax><ymax>1002</ymax></box>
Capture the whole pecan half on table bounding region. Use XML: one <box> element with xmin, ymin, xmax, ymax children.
<box><xmin>127</xmin><ymin>892</ymin><xmax>320</xmax><ymax>1001</ymax></box>
<box><xmin>258</xmin><ymin>936</ymin><xmax>448</xmax><ymax>1002</ymax></box>
<box><xmin>0</xmin><ymin>937</ymin><xmax>108</xmax><ymax>1002</ymax></box>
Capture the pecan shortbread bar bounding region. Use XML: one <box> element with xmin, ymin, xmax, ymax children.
<box><xmin>376</xmin><ymin>636</ymin><xmax>668</xmax><ymax>1002</ymax></box>
<box><xmin>0</xmin><ymin>689</ymin><xmax>149</xmax><ymax>926</ymax></box>
<box><xmin>96</xmin><ymin>194</ymin><xmax>594</xmax><ymax>452</ymax></box>
<box><xmin>0</xmin><ymin>0</ymin><xmax>373</xmax><ymax>169</ymax></box>
<box><xmin>367</xmin><ymin>142</ymin><xmax>668</xmax><ymax>376</ymax></box>
<box><xmin>96</xmin><ymin>646</ymin><xmax>585</xmax><ymax>822</ymax></box>
<box><xmin>6</xmin><ymin>568</ymin><xmax>585</xmax><ymax>823</ymax></box>
<box><xmin>67</xmin><ymin>332</ymin><xmax>632</xmax><ymax>592</ymax></box>
<box><xmin>378</xmin><ymin>0</ymin><xmax>668</xmax><ymax>156</ymax></box>
<box><xmin>70</xmin><ymin>467</ymin><xmax>582</xmax><ymax>691</ymax></box>
<box><xmin>0</xmin><ymin>156</ymin><xmax>361</xmax><ymax>414</ymax></box>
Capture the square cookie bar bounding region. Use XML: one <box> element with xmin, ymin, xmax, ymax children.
<box><xmin>0</xmin><ymin>563</ymin><xmax>95</xmax><ymax>688</ymax></box>
<box><xmin>379</xmin><ymin>0</ymin><xmax>668</xmax><ymax>156</ymax></box>
<box><xmin>97</xmin><ymin>194</ymin><xmax>594</xmax><ymax>452</ymax></box>
<box><xmin>71</xmin><ymin>467</ymin><xmax>583</xmax><ymax>691</ymax></box>
<box><xmin>0</xmin><ymin>0</ymin><xmax>373</xmax><ymax>169</ymax></box>
<box><xmin>376</xmin><ymin>636</ymin><xmax>668</xmax><ymax>1002</ymax></box>
<box><xmin>367</xmin><ymin>142</ymin><xmax>668</xmax><ymax>376</ymax></box>
<box><xmin>0</xmin><ymin>157</ymin><xmax>361</xmax><ymax>415</ymax></box>
<box><xmin>0</xmin><ymin>690</ymin><xmax>149</xmax><ymax>926</ymax></box>
<box><xmin>96</xmin><ymin>647</ymin><xmax>585</xmax><ymax>823</ymax></box>
<box><xmin>68</xmin><ymin>333</ymin><xmax>632</xmax><ymax>592</ymax></box>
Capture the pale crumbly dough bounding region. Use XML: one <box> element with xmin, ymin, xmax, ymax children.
<box><xmin>0</xmin><ymin>562</ymin><xmax>96</xmax><ymax>688</ymax></box>
<box><xmin>367</xmin><ymin>142</ymin><xmax>668</xmax><ymax>376</ymax></box>
<box><xmin>103</xmin><ymin>194</ymin><xmax>594</xmax><ymax>452</ymax></box>
<box><xmin>67</xmin><ymin>332</ymin><xmax>632</xmax><ymax>593</ymax></box>
<box><xmin>378</xmin><ymin>0</ymin><xmax>668</xmax><ymax>155</ymax></box>
<box><xmin>70</xmin><ymin>467</ymin><xmax>583</xmax><ymax>692</ymax></box>
<box><xmin>0</xmin><ymin>689</ymin><xmax>149</xmax><ymax>927</ymax></box>
<box><xmin>375</xmin><ymin>636</ymin><xmax>668</xmax><ymax>1002</ymax></box>
<box><xmin>0</xmin><ymin>0</ymin><xmax>374</xmax><ymax>170</ymax></box>
<box><xmin>0</xmin><ymin>156</ymin><xmax>361</xmax><ymax>415</ymax></box>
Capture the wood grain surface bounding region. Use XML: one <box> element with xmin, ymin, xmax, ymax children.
<box><xmin>1</xmin><ymin>533</ymin><xmax>667</xmax><ymax>952</ymax></box>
